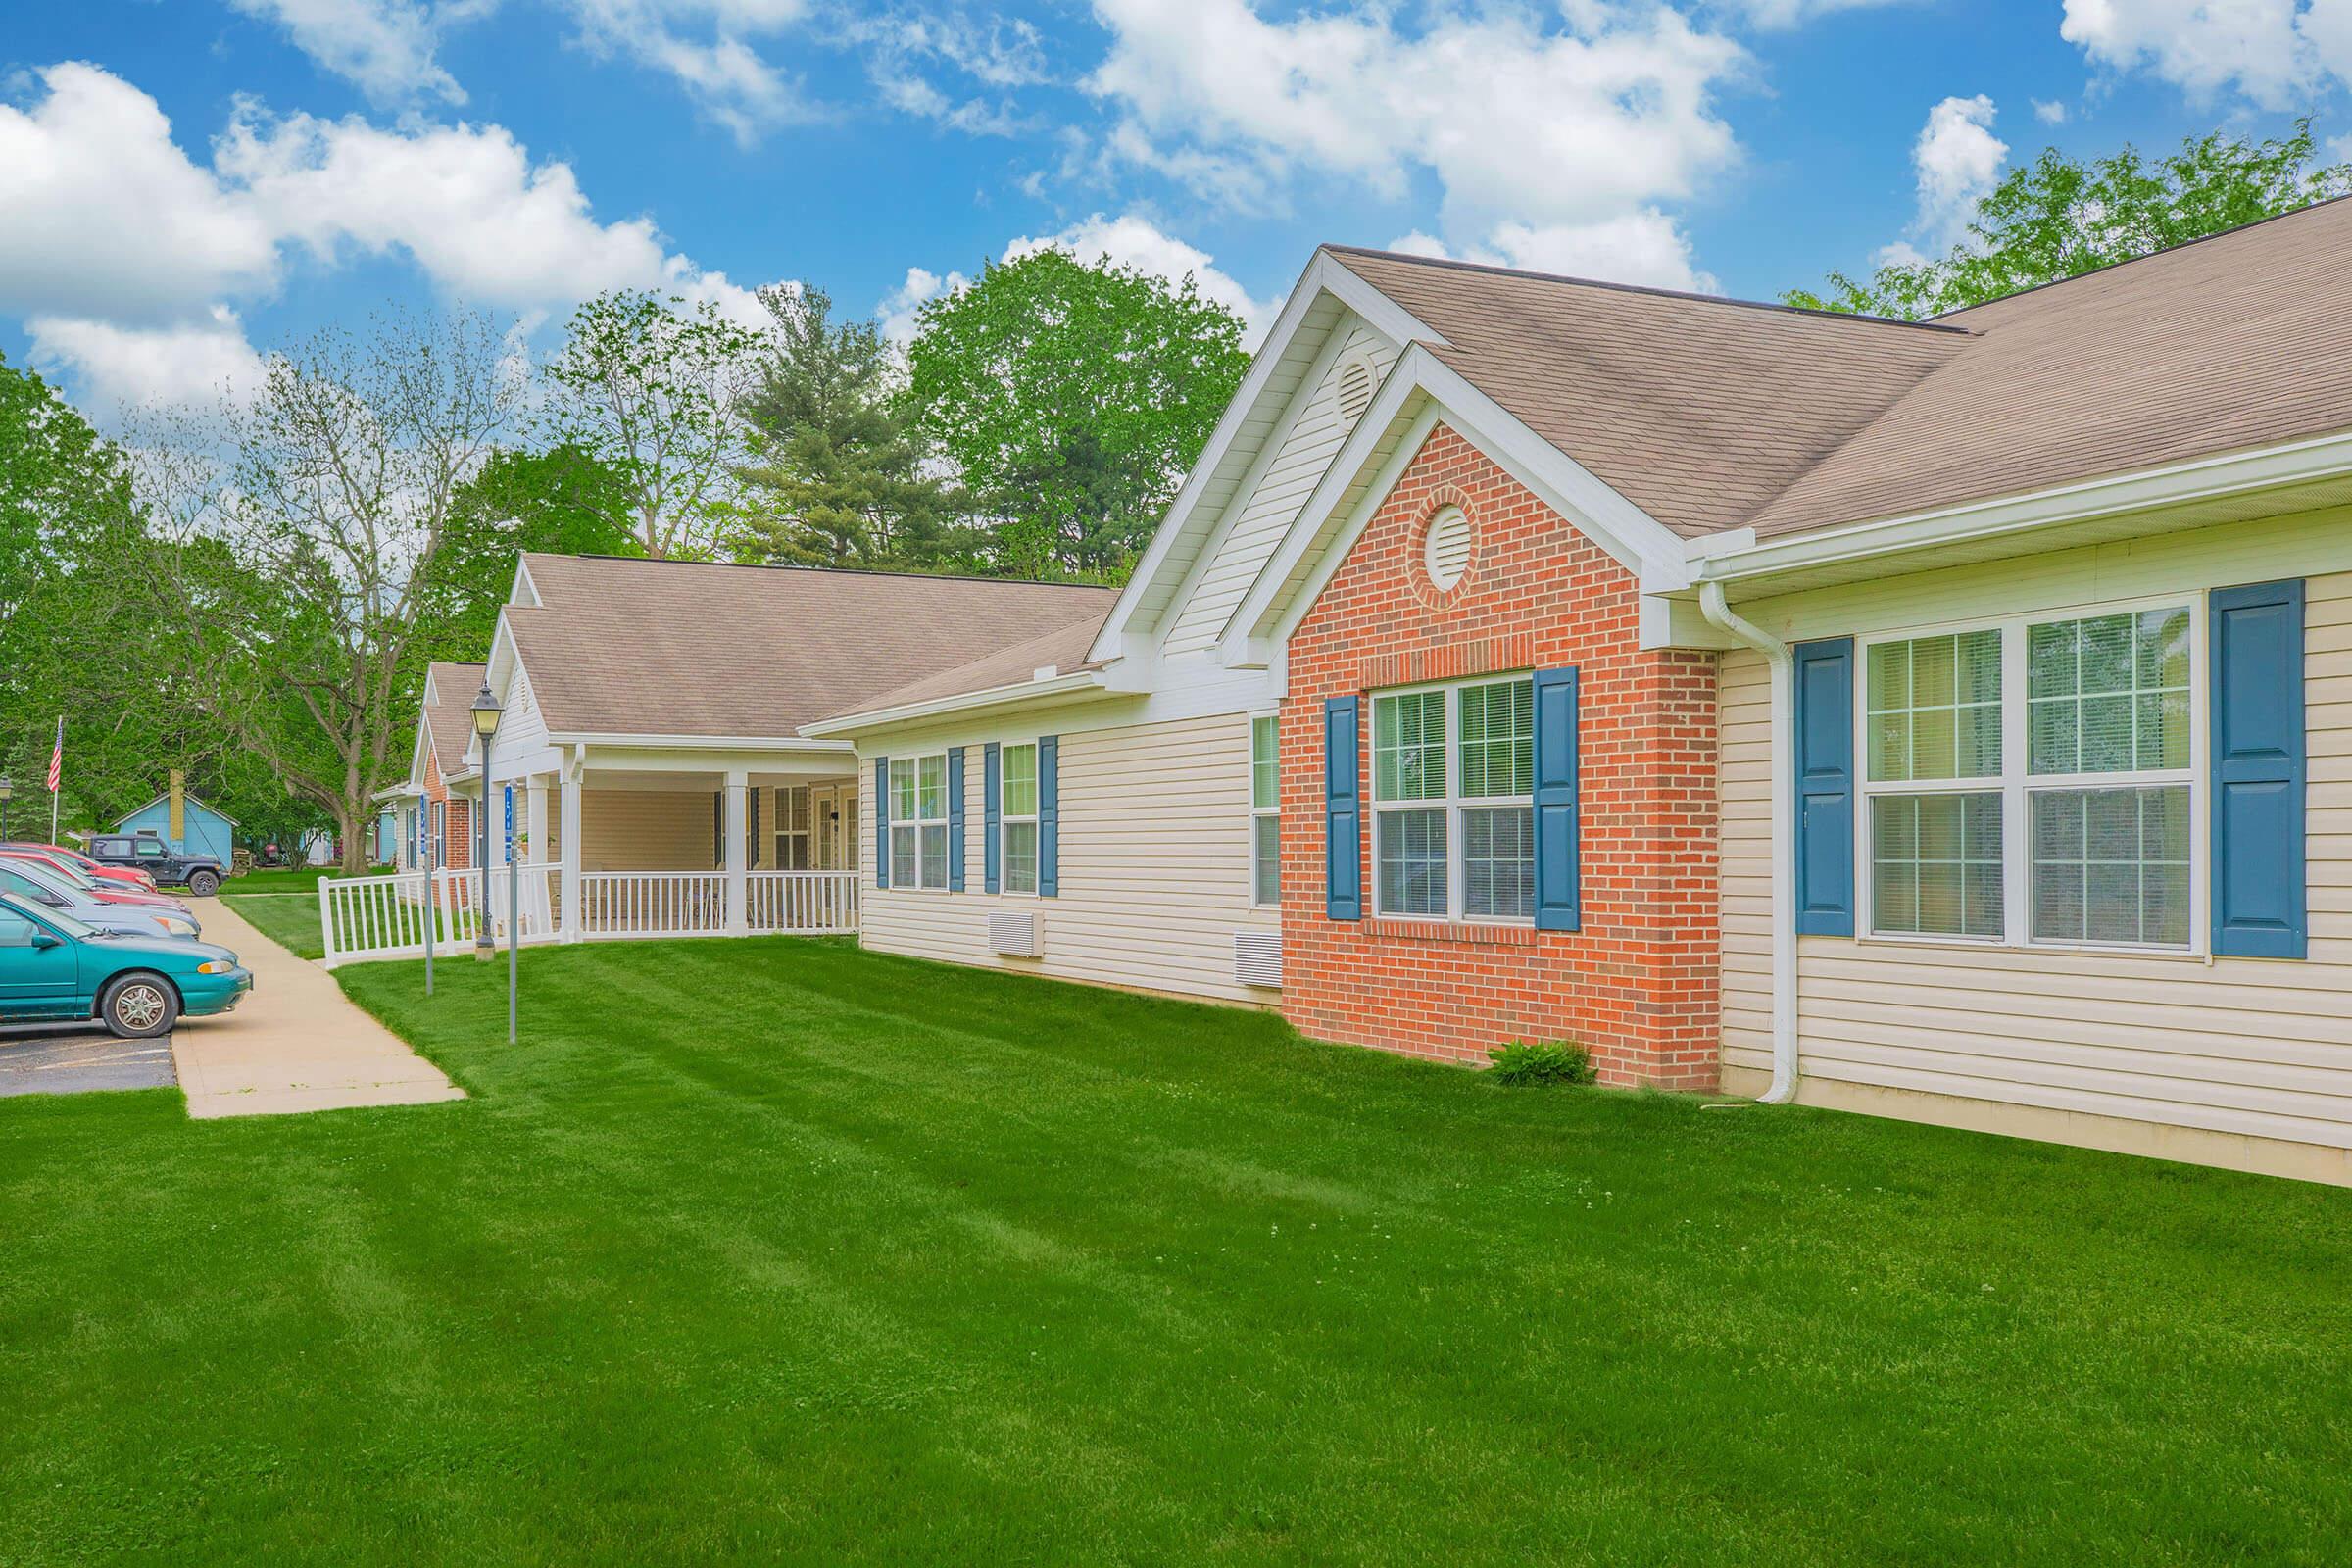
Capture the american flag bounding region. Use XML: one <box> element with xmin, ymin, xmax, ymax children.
<box><xmin>45</xmin><ymin>717</ymin><xmax>62</xmax><ymax>792</ymax></box>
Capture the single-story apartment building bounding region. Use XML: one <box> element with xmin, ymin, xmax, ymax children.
<box><xmin>379</xmin><ymin>661</ymin><xmax>485</xmax><ymax>873</ymax></box>
<box><xmin>400</xmin><ymin>198</ymin><xmax>2352</xmax><ymax>1185</ymax></box>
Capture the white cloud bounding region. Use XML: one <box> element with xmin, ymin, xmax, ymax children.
<box><xmin>1908</xmin><ymin>93</ymin><xmax>2007</xmax><ymax>252</ymax></box>
<box><xmin>557</xmin><ymin>0</ymin><xmax>815</xmax><ymax>142</ymax></box>
<box><xmin>1722</xmin><ymin>0</ymin><xmax>1908</xmax><ymax>26</ymax></box>
<box><xmin>0</xmin><ymin>62</ymin><xmax>774</xmax><ymax>414</ymax></box>
<box><xmin>225</xmin><ymin>0</ymin><xmax>478</xmax><ymax>105</ymax></box>
<box><xmin>26</xmin><ymin>307</ymin><xmax>270</xmax><ymax>413</ymax></box>
<box><xmin>2058</xmin><ymin>0</ymin><xmax>2352</xmax><ymax>110</ymax></box>
<box><xmin>0</xmin><ymin>64</ymin><xmax>278</xmax><ymax>321</ymax></box>
<box><xmin>1384</xmin><ymin>211</ymin><xmax>1718</xmax><ymax>294</ymax></box>
<box><xmin>2032</xmin><ymin>96</ymin><xmax>2070</xmax><ymax>122</ymax></box>
<box><xmin>880</xmin><ymin>213</ymin><xmax>1278</xmax><ymax>346</ymax></box>
<box><xmin>1084</xmin><ymin>0</ymin><xmax>1746</xmax><ymax>269</ymax></box>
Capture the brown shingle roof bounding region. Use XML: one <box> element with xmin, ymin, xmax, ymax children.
<box><xmin>1746</xmin><ymin>196</ymin><xmax>2352</xmax><ymax>537</ymax></box>
<box><xmin>424</xmin><ymin>662</ymin><xmax>487</xmax><ymax>774</ymax></box>
<box><xmin>1327</xmin><ymin>247</ymin><xmax>1968</xmax><ymax>539</ymax></box>
<box><xmin>508</xmin><ymin>554</ymin><xmax>1115</xmax><ymax>739</ymax></box>
<box><xmin>817</xmin><ymin>612</ymin><xmax>1111</xmax><ymax>722</ymax></box>
<box><xmin>1330</xmin><ymin>196</ymin><xmax>2352</xmax><ymax>541</ymax></box>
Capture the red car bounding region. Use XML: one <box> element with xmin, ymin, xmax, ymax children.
<box><xmin>0</xmin><ymin>841</ymin><xmax>156</xmax><ymax>892</ymax></box>
<box><xmin>0</xmin><ymin>849</ymin><xmax>190</xmax><ymax>915</ymax></box>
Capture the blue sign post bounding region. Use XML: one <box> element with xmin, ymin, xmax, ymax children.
<box><xmin>503</xmin><ymin>785</ymin><xmax>516</xmax><ymax>861</ymax></box>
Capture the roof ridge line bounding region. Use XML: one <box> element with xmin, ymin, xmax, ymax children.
<box><xmin>534</xmin><ymin>552</ymin><xmax>1119</xmax><ymax>591</ymax></box>
<box><xmin>1321</xmin><ymin>244</ymin><xmax>1975</xmax><ymax>335</ymax></box>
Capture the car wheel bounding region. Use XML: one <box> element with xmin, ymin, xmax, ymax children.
<box><xmin>188</xmin><ymin>869</ymin><xmax>220</xmax><ymax>896</ymax></box>
<box><xmin>99</xmin><ymin>973</ymin><xmax>180</xmax><ymax>1039</ymax></box>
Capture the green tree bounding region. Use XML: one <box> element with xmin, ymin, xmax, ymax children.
<box><xmin>728</xmin><ymin>287</ymin><xmax>974</xmax><ymax>571</ymax></box>
<box><xmin>540</xmin><ymin>289</ymin><xmax>764</xmax><ymax>560</ymax></box>
<box><xmin>1788</xmin><ymin>121</ymin><xmax>2352</xmax><ymax>319</ymax></box>
<box><xmin>0</xmin><ymin>351</ymin><xmax>209</xmax><ymax>838</ymax></box>
<box><xmin>141</xmin><ymin>310</ymin><xmax>527</xmax><ymax>872</ymax></box>
<box><xmin>904</xmin><ymin>250</ymin><xmax>1250</xmax><ymax>580</ymax></box>
<box><xmin>419</xmin><ymin>444</ymin><xmax>643</xmax><ymax>659</ymax></box>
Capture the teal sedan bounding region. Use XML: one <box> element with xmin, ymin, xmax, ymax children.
<box><xmin>0</xmin><ymin>893</ymin><xmax>252</xmax><ymax>1038</ymax></box>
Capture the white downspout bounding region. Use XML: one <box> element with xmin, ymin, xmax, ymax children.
<box><xmin>1699</xmin><ymin>581</ymin><xmax>1798</xmax><ymax>1104</ymax></box>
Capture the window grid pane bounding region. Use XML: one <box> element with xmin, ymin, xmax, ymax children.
<box><xmin>890</xmin><ymin>824</ymin><xmax>916</xmax><ymax>880</ymax></box>
<box><xmin>1866</xmin><ymin>630</ymin><xmax>2001</xmax><ymax>782</ymax></box>
<box><xmin>2029</xmin><ymin>609</ymin><xmax>2190</xmax><ymax>775</ymax></box>
<box><xmin>1870</xmin><ymin>792</ymin><xmax>2003</xmax><ymax>938</ymax></box>
<box><xmin>890</xmin><ymin>759</ymin><xmax>917</xmax><ymax>821</ymax></box>
<box><xmin>917</xmin><ymin>755</ymin><xmax>947</xmax><ymax>819</ymax></box>
<box><xmin>2030</xmin><ymin>786</ymin><xmax>2190</xmax><ymax>946</ymax></box>
<box><xmin>1373</xmin><ymin>691</ymin><xmax>1446</xmax><ymax>802</ymax></box>
<box><xmin>1457</xmin><ymin>679</ymin><xmax>1533</xmax><ymax>799</ymax></box>
<box><xmin>1003</xmin><ymin>744</ymin><xmax>1038</xmax><ymax>818</ymax></box>
<box><xmin>1376</xmin><ymin>808</ymin><xmax>1446</xmax><ymax>916</ymax></box>
<box><xmin>1250</xmin><ymin>716</ymin><xmax>1278</xmax><ymax>809</ymax></box>
<box><xmin>1462</xmin><ymin>806</ymin><xmax>1534</xmax><ymax>920</ymax></box>
<box><xmin>919</xmin><ymin>823</ymin><xmax>948</xmax><ymax>890</ymax></box>
<box><xmin>1004</xmin><ymin>820</ymin><xmax>1038</xmax><ymax>895</ymax></box>
<box><xmin>1252</xmin><ymin>812</ymin><xmax>1280</xmax><ymax>906</ymax></box>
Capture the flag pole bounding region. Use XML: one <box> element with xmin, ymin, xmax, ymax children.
<box><xmin>48</xmin><ymin>716</ymin><xmax>63</xmax><ymax>843</ymax></box>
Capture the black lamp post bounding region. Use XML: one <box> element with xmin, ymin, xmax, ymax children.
<box><xmin>470</xmin><ymin>681</ymin><xmax>504</xmax><ymax>960</ymax></box>
<box><xmin>0</xmin><ymin>776</ymin><xmax>12</xmax><ymax>840</ymax></box>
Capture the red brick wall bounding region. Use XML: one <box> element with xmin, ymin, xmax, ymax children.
<box><xmin>420</xmin><ymin>756</ymin><xmax>473</xmax><ymax>870</ymax></box>
<box><xmin>1279</xmin><ymin>422</ymin><xmax>1720</xmax><ymax>1088</ymax></box>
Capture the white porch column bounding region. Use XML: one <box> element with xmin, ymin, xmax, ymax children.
<box><xmin>560</xmin><ymin>760</ymin><xmax>583</xmax><ymax>943</ymax></box>
<box><xmin>524</xmin><ymin>775</ymin><xmax>551</xmax><ymax>934</ymax></box>
<box><xmin>723</xmin><ymin>767</ymin><xmax>750</xmax><ymax>935</ymax></box>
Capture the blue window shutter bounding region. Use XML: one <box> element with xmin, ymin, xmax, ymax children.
<box><xmin>948</xmin><ymin>748</ymin><xmax>966</xmax><ymax>893</ymax></box>
<box><xmin>983</xmin><ymin>743</ymin><xmax>1002</xmax><ymax>894</ymax></box>
<box><xmin>1324</xmin><ymin>696</ymin><xmax>1361</xmax><ymax>920</ymax></box>
<box><xmin>1533</xmin><ymin>668</ymin><xmax>1581</xmax><ymax>932</ymax></box>
<box><xmin>1791</xmin><ymin>637</ymin><xmax>1855</xmax><ymax>936</ymax></box>
<box><xmin>1038</xmin><ymin>736</ymin><xmax>1059</xmax><ymax>898</ymax></box>
<box><xmin>2211</xmin><ymin>579</ymin><xmax>2306</xmax><ymax>958</ymax></box>
<box><xmin>873</xmin><ymin>757</ymin><xmax>891</xmax><ymax>889</ymax></box>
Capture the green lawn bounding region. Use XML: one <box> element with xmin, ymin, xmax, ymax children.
<box><xmin>3</xmin><ymin>936</ymin><xmax>2348</xmax><ymax>1564</ymax></box>
<box><xmin>219</xmin><ymin>868</ymin><xmax>338</xmax><ymax>895</ymax></box>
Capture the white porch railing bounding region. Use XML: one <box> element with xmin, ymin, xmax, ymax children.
<box><xmin>748</xmin><ymin>870</ymin><xmax>858</xmax><ymax>934</ymax></box>
<box><xmin>318</xmin><ymin>865</ymin><xmax>858</xmax><ymax>967</ymax></box>
<box><xmin>578</xmin><ymin>871</ymin><xmax>726</xmax><ymax>937</ymax></box>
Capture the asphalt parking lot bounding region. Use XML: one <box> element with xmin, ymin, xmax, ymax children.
<box><xmin>0</xmin><ymin>1026</ymin><xmax>175</xmax><ymax>1097</ymax></box>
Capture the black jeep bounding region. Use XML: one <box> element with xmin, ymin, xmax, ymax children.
<box><xmin>84</xmin><ymin>833</ymin><xmax>228</xmax><ymax>896</ymax></box>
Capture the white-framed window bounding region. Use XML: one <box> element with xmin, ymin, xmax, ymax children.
<box><xmin>773</xmin><ymin>784</ymin><xmax>811</xmax><ymax>869</ymax></box>
<box><xmin>1859</xmin><ymin>596</ymin><xmax>2201</xmax><ymax>953</ymax></box>
<box><xmin>889</xmin><ymin>753</ymin><xmax>951</xmax><ymax>891</ymax></box>
<box><xmin>1370</xmin><ymin>675</ymin><xmax>1534</xmax><ymax>923</ymax></box>
<box><xmin>1250</xmin><ymin>714</ymin><xmax>1280</xmax><ymax>906</ymax></box>
<box><xmin>1001</xmin><ymin>742</ymin><xmax>1039</xmax><ymax>896</ymax></box>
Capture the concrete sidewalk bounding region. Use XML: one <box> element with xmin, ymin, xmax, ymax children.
<box><xmin>172</xmin><ymin>898</ymin><xmax>466</xmax><ymax>1118</ymax></box>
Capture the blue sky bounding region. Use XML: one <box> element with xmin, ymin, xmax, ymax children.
<box><xmin>4</xmin><ymin>1</ymin><xmax>2348</xmax><ymax>422</ymax></box>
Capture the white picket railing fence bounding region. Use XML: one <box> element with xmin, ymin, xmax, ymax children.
<box><xmin>318</xmin><ymin>865</ymin><xmax>858</xmax><ymax>967</ymax></box>
<box><xmin>748</xmin><ymin>871</ymin><xmax>858</xmax><ymax>934</ymax></box>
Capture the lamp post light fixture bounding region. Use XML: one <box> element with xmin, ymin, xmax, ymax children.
<box><xmin>469</xmin><ymin>681</ymin><xmax>504</xmax><ymax>961</ymax></box>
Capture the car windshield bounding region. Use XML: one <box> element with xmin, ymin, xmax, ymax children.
<box><xmin>32</xmin><ymin>855</ymin><xmax>98</xmax><ymax>890</ymax></box>
<box><xmin>0</xmin><ymin>891</ymin><xmax>95</xmax><ymax>940</ymax></box>
<box><xmin>0</xmin><ymin>860</ymin><xmax>74</xmax><ymax>903</ymax></box>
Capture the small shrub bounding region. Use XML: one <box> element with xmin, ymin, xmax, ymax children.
<box><xmin>1485</xmin><ymin>1039</ymin><xmax>1594</xmax><ymax>1087</ymax></box>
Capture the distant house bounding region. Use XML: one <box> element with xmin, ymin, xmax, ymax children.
<box><xmin>113</xmin><ymin>792</ymin><xmax>236</xmax><ymax>862</ymax></box>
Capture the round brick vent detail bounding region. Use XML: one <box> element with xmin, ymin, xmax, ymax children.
<box><xmin>1423</xmin><ymin>504</ymin><xmax>1472</xmax><ymax>591</ymax></box>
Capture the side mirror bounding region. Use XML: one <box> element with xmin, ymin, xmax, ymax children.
<box><xmin>30</xmin><ymin>931</ymin><xmax>62</xmax><ymax>950</ymax></box>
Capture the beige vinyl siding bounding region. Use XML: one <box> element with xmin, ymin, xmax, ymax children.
<box><xmin>1160</xmin><ymin>324</ymin><xmax>1396</xmax><ymax>655</ymax></box>
<box><xmin>858</xmin><ymin>711</ymin><xmax>1281</xmax><ymax>1005</ymax></box>
<box><xmin>578</xmin><ymin>789</ymin><xmax>715</xmax><ymax>871</ymax></box>
<box><xmin>1718</xmin><ymin>564</ymin><xmax>2352</xmax><ymax>1155</ymax></box>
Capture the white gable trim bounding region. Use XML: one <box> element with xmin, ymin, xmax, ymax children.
<box><xmin>1087</xmin><ymin>250</ymin><xmax>1443</xmax><ymax>666</ymax></box>
<box><xmin>1217</xmin><ymin>344</ymin><xmax>1690</xmax><ymax>666</ymax></box>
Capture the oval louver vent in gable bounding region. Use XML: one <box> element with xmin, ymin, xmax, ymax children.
<box><xmin>1424</xmin><ymin>504</ymin><xmax>1472</xmax><ymax>591</ymax></box>
<box><xmin>1335</xmin><ymin>358</ymin><xmax>1376</xmax><ymax>423</ymax></box>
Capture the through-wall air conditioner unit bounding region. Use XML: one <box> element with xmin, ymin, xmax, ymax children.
<box><xmin>1233</xmin><ymin>931</ymin><xmax>1282</xmax><ymax>989</ymax></box>
<box><xmin>989</xmin><ymin>910</ymin><xmax>1042</xmax><ymax>957</ymax></box>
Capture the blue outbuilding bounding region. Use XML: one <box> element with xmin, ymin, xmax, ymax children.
<box><xmin>112</xmin><ymin>793</ymin><xmax>238</xmax><ymax>863</ymax></box>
